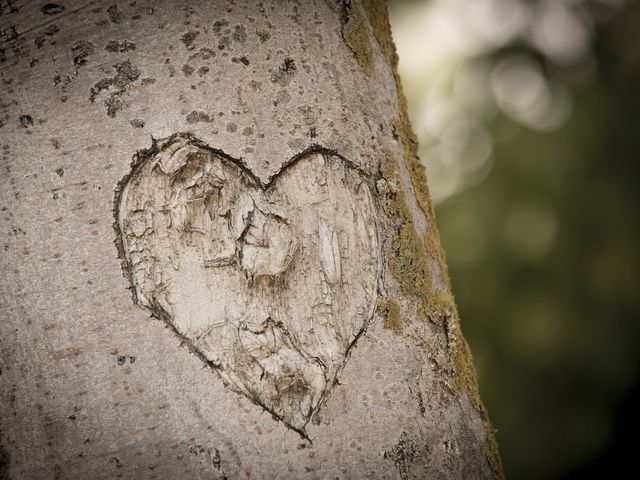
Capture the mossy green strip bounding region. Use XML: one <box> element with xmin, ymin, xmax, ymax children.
<box><xmin>378</xmin><ymin>298</ymin><xmax>403</xmax><ymax>331</ymax></box>
<box><xmin>361</xmin><ymin>2</ymin><xmax>505</xmax><ymax>478</ymax></box>
<box><xmin>341</xmin><ymin>1</ymin><xmax>374</xmax><ymax>76</ymax></box>
<box><xmin>381</xmin><ymin>154</ymin><xmax>454</xmax><ymax>320</ymax></box>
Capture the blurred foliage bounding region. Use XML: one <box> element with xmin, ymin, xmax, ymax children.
<box><xmin>390</xmin><ymin>0</ymin><xmax>640</xmax><ymax>479</ymax></box>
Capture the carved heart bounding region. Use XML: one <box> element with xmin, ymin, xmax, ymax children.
<box><xmin>115</xmin><ymin>133</ymin><xmax>380</xmax><ymax>432</ymax></box>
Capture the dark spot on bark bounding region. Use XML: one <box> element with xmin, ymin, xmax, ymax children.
<box><xmin>212</xmin><ymin>448</ymin><xmax>222</xmax><ymax>469</ymax></box>
<box><xmin>185</xmin><ymin>110</ymin><xmax>213</xmax><ymax>124</ymax></box>
<box><xmin>117</xmin><ymin>355</ymin><xmax>126</xmax><ymax>365</ymax></box>
<box><xmin>88</xmin><ymin>61</ymin><xmax>140</xmax><ymax>116</ymax></box>
<box><xmin>281</xmin><ymin>57</ymin><xmax>296</xmax><ymax>73</ymax></box>
<box><xmin>217</xmin><ymin>36</ymin><xmax>231</xmax><ymax>50</ymax></box>
<box><xmin>41</xmin><ymin>3</ymin><xmax>64</xmax><ymax>15</ymax></box>
<box><xmin>44</xmin><ymin>24</ymin><xmax>59</xmax><ymax>36</ymax></box>
<box><xmin>53</xmin><ymin>70</ymin><xmax>78</xmax><ymax>86</ymax></box>
<box><xmin>130</xmin><ymin>119</ymin><xmax>145</xmax><ymax>128</ymax></box>
<box><xmin>141</xmin><ymin>77</ymin><xmax>156</xmax><ymax>85</ymax></box>
<box><xmin>0</xmin><ymin>437</ymin><xmax>9</xmax><ymax>480</ymax></box>
<box><xmin>55</xmin><ymin>167</ymin><xmax>64</xmax><ymax>177</ymax></box>
<box><xmin>112</xmin><ymin>61</ymin><xmax>140</xmax><ymax>88</ymax></box>
<box><xmin>51</xmin><ymin>138</ymin><xmax>60</xmax><ymax>149</ymax></box>
<box><xmin>0</xmin><ymin>0</ymin><xmax>19</xmax><ymax>15</ymax></box>
<box><xmin>196</xmin><ymin>47</ymin><xmax>216</xmax><ymax>60</ymax></box>
<box><xmin>107</xmin><ymin>5</ymin><xmax>121</xmax><ymax>24</ymax></box>
<box><xmin>212</xmin><ymin>20</ymin><xmax>229</xmax><ymax>34</ymax></box>
<box><xmin>1</xmin><ymin>25</ymin><xmax>17</xmax><ymax>44</ymax></box>
<box><xmin>257</xmin><ymin>30</ymin><xmax>270</xmax><ymax>42</ymax></box>
<box><xmin>416</xmin><ymin>389</ymin><xmax>426</xmax><ymax>415</ymax></box>
<box><xmin>72</xmin><ymin>40</ymin><xmax>95</xmax><ymax>66</ymax></box>
<box><xmin>232</xmin><ymin>25</ymin><xmax>246</xmax><ymax>45</ymax></box>
<box><xmin>181</xmin><ymin>64</ymin><xmax>194</xmax><ymax>76</ymax></box>
<box><xmin>226</xmin><ymin>122</ymin><xmax>237</xmax><ymax>132</ymax></box>
<box><xmin>271</xmin><ymin>58</ymin><xmax>297</xmax><ymax>86</ymax></box>
<box><xmin>383</xmin><ymin>432</ymin><xmax>419</xmax><ymax>476</ymax></box>
<box><xmin>180</xmin><ymin>31</ymin><xmax>199</xmax><ymax>50</ymax></box>
<box><xmin>232</xmin><ymin>56</ymin><xmax>249</xmax><ymax>66</ymax></box>
<box><xmin>197</xmin><ymin>66</ymin><xmax>209</xmax><ymax>76</ymax></box>
<box><xmin>67</xmin><ymin>414</ymin><xmax>77</xmax><ymax>421</ymax></box>
<box><xmin>89</xmin><ymin>78</ymin><xmax>112</xmax><ymax>102</ymax></box>
<box><xmin>242</xmin><ymin>126</ymin><xmax>253</xmax><ymax>136</ymax></box>
<box><xmin>104</xmin><ymin>96</ymin><xmax>122</xmax><ymax>117</ymax></box>
<box><xmin>19</xmin><ymin>115</ymin><xmax>33</xmax><ymax>128</ymax></box>
<box><xmin>308</xmin><ymin>127</ymin><xmax>318</xmax><ymax>139</ymax></box>
<box><xmin>105</xmin><ymin>40</ymin><xmax>136</xmax><ymax>53</ymax></box>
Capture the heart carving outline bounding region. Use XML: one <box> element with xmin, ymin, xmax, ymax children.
<box><xmin>113</xmin><ymin>133</ymin><xmax>381</xmax><ymax>436</ymax></box>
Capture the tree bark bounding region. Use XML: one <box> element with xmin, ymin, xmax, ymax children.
<box><xmin>0</xmin><ymin>1</ymin><xmax>503</xmax><ymax>479</ymax></box>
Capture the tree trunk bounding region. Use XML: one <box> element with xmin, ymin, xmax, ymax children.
<box><xmin>0</xmin><ymin>1</ymin><xmax>503</xmax><ymax>478</ymax></box>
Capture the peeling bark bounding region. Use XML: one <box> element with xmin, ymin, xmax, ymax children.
<box><xmin>0</xmin><ymin>1</ymin><xmax>502</xmax><ymax>479</ymax></box>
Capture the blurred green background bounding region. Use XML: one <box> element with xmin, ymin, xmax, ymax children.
<box><xmin>389</xmin><ymin>0</ymin><xmax>640</xmax><ymax>478</ymax></box>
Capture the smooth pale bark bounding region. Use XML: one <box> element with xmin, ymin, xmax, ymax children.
<box><xmin>0</xmin><ymin>1</ymin><xmax>502</xmax><ymax>479</ymax></box>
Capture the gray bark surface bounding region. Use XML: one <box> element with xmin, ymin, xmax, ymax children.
<box><xmin>0</xmin><ymin>1</ymin><xmax>498</xmax><ymax>479</ymax></box>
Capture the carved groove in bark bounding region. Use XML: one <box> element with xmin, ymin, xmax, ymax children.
<box><xmin>114</xmin><ymin>133</ymin><xmax>381</xmax><ymax>435</ymax></box>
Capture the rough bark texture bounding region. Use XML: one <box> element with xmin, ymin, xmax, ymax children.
<box><xmin>0</xmin><ymin>1</ymin><xmax>503</xmax><ymax>479</ymax></box>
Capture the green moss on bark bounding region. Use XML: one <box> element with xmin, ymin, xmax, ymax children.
<box><xmin>380</xmin><ymin>154</ymin><xmax>454</xmax><ymax>320</ymax></box>
<box><xmin>341</xmin><ymin>1</ymin><xmax>374</xmax><ymax>76</ymax></box>
<box><xmin>362</xmin><ymin>2</ymin><xmax>505</xmax><ymax>478</ymax></box>
<box><xmin>378</xmin><ymin>298</ymin><xmax>403</xmax><ymax>331</ymax></box>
